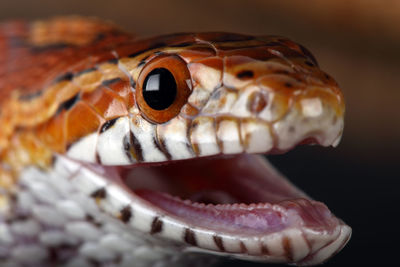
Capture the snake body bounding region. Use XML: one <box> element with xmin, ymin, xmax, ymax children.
<box><xmin>0</xmin><ymin>17</ymin><xmax>350</xmax><ymax>266</ymax></box>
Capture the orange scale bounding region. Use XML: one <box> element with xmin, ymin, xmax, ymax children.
<box><xmin>221</xmin><ymin>47</ymin><xmax>275</xmax><ymax>61</ymax></box>
<box><xmin>191</xmin><ymin>56</ymin><xmax>223</xmax><ymax>71</ymax></box>
<box><xmin>176</xmin><ymin>46</ymin><xmax>216</xmax><ymax>63</ymax></box>
<box><xmin>35</xmin><ymin>110</ymin><xmax>67</xmax><ymax>153</ymax></box>
<box><xmin>82</xmin><ymin>86</ymin><xmax>128</xmax><ymax>120</ymax></box>
<box><xmin>64</xmin><ymin>101</ymin><xmax>104</xmax><ymax>145</ymax></box>
<box><xmin>212</xmin><ymin>39</ymin><xmax>267</xmax><ymax>51</ymax></box>
<box><xmin>104</xmin><ymin>79</ymin><xmax>135</xmax><ymax>108</ymax></box>
<box><xmin>258</xmin><ymin>74</ymin><xmax>306</xmax><ymax>96</ymax></box>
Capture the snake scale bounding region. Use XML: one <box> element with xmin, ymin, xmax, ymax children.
<box><xmin>0</xmin><ymin>17</ymin><xmax>350</xmax><ymax>266</ymax></box>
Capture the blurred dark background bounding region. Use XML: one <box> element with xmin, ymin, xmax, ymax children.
<box><xmin>1</xmin><ymin>0</ymin><xmax>399</xmax><ymax>266</ymax></box>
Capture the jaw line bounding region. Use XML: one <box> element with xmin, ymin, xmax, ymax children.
<box><xmin>58</xmin><ymin>152</ymin><xmax>351</xmax><ymax>264</ymax></box>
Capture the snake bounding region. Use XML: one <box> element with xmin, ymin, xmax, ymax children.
<box><xmin>0</xmin><ymin>17</ymin><xmax>351</xmax><ymax>266</ymax></box>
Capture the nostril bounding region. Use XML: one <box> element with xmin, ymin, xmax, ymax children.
<box><xmin>236</xmin><ymin>70</ymin><xmax>254</xmax><ymax>79</ymax></box>
<box><xmin>247</xmin><ymin>91</ymin><xmax>268</xmax><ymax>113</ymax></box>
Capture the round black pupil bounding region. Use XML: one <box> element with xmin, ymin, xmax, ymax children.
<box><xmin>142</xmin><ymin>68</ymin><xmax>177</xmax><ymax>110</ymax></box>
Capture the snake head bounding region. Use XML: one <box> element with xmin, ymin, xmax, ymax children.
<box><xmin>99</xmin><ymin>33</ymin><xmax>345</xmax><ymax>163</ymax></box>
<box><xmin>53</xmin><ymin>32</ymin><xmax>350</xmax><ymax>265</ymax></box>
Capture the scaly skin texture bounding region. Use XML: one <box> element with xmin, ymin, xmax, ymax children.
<box><xmin>0</xmin><ymin>17</ymin><xmax>348</xmax><ymax>266</ymax></box>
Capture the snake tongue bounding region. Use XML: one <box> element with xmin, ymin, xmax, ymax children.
<box><xmin>123</xmin><ymin>154</ymin><xmax>341</xmax><ymax>236</ymax></box>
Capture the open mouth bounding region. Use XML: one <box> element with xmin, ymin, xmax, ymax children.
<box><xmin>122</xmin><ymin>153</ymin><xmax>337</xmax><ymax>237</ymax></box>
<box><xmin>69</xmin><ymin>147</ymin><xmax>351</xmax><ymax>265</ymax></box>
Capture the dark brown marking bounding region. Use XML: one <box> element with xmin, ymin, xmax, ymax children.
<box><xmin>102</xmin><ymin>77</ymin><xmax>122</xmax><ymax>87</ymax></box>
<box><xmin>54</xmin><ymin>72</ymin><xmax>74</xmax><ymax>83</ymax></box>
<box><xmin>184</xmin><ymin>228</ymin><xmax>197</xmax><ymax>246</ymax></box>
<box><xmin>100</xmin><ymin>117</ymin><xmax>119</xmax><ymax>133</ymax></box>
<box><xmin>94</xmin><ymin>33</ymin><xmax>106</xmax><ymax>42</ymax></box>
<box><xmin>261</xmin><ymin>244</ymin><xmax>270</xmax><ymax>255</ymax></box>
<box><xmin>18</xmin><ymin>90</ymin><xmax>43</xmax><ymax>101</ymax></box>
<box><xmin>95</xmin><ymin>151</ymin><xmax>101</xmax><ymax>164</ymax></box>
<box><xmin>130</xmin><ymin>77</ymin><xmax>136</xmax><ymax>89</ymax></box>
<box><xmin>240</xmin><ymin>241</ymin><xmax>248</xmax><ymax>253</ymax></box>
<box><xmin>31</xmin><ymin>43</ymin><xmax>70</xmax><ymax>53</ymax></box>
<box><xmin>305</xmin><ymin>60</ymin><xmax>314</xmax><ymax>67</ymax></box>
<box><xmin>282</xmin><ymin>236</ymin><xmax>294</xmax><ymax>262</ymax></box>
<box><xmin>76</xmin><ymin>67</ymin><xmax>97</xmax><ymax>76</ymax></box>
<box><xmin>299</xmin><ymin>44</ymin><xmax>318</xmax><ymax>66</ymax></box>
<box><xmin>125</xmin><ymin>131</ymin><xmax>143</xmax><ymax>162</ymax></box>
<box><xmin>213</xmin><ymin>235</ymin><xmax>225</xmax><ymax>251</ymax></box>
<box><xmin>153</xmin><ymin>136</ymin><xmax>172</xmax><ymax>160</ymax></box>
<box><xmin>122</xmin><ymin>133</ymin><xmax>134</xmax><ymax>162</ymax></box>
<box><xmin>236</xmin><ymin>70</ymin><xmax>254</xmax><ymax>79</ymax></box>
<box><xmin>56</xmin><ymin>93</ymin><xmax>80</xmax><ymax>114</ymax></box>
<box><xmin>170</xmin><ymin>42</ymin><xmax>193</xmax><ymax>47</ymax></box>
<box><xmin>189</xmin><ymin>121</ymin><xmax>200</xmax><ymax>156</ymax></box>
<box><xmin>150</xmin><ymin>217</ymin><xmax>163</xmax><ymax>234</ymax></box>
<box><xmin>107</xmin><ymin>58</ymin><xmax>119</xmax><ymax>64</ymax></box>
<box><xmin>120</xmin><ymin>206</ymin><xmax>132</xmax><ymax>223</ymax></box>
<box><xmin>137</xmin><ymin>60</ymin><xmax>146</xmax><ymax>68</ymax></box>
<box><xmin>284</xmin><ymin>82</ymin><xmax>293</xmax><ymax>88</ymax></box>
<box><xmin>128</xmin><ymin>42</ymin><xmax>167</xmax><ymax>58</ymax></box>
<box><xmin>90</xmin><ymin>188</ymin><xmax>106</xmax><ymax>199</ymax></box>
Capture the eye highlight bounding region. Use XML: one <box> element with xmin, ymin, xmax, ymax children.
<box><xmin>137</xmin><ymin>55</ymin><xmax>192</xmax><ymax>124</ymax></box>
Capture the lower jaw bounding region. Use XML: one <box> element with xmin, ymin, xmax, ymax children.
<box><xmin>120</xmin><ymin>154</ymin><xmax>341</xmax><ymax>236</ymax></box>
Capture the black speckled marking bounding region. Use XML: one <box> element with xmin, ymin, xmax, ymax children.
<box><xmin>86</xmin><ymin>214</ymin><xmax>103</xmax><ymax>227</ymax></box>
<box><xmin>102</xmin><ymin>77</ymin><xmax>122</xmax><ymax>87</ymax></box>
<box><xmin>213</xmin><ymin>235</ymin><xmax>225</xmax><ymax>251</ymax></box>
<box><xmin>56</xmin><ymin>93</ymin><xmax>80</xmax><ymax>114</ymax></box>
<box><xmin>91</xmin><ymin>188</ymin><xmax>107</xmax><ymax>199</ymax></box>
<box><xmin>120</xmin><ymin>206</ymin><xmax>132</xmax><ymax>223</ymax></box>
<box><xmin>100</xmin><ymin>117</ymin><xmax>119</xmax><ymax>133</ymax></box>
<box><xmin>184</xmin><ymin>228</ymin><xmax>197</xmax><ymax>246</ymax></box>
<box><xmin>150</xmin><ymin>217</ymin><xmax>163</xmax><ymax>234</ymax></box>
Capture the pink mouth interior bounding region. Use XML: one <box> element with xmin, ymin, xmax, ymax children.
<box><xmin>120</xmin><ymin>154</ymin><xmax>339</xmax><ymax>235</ymax></box>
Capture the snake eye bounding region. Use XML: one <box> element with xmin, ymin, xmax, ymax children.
<box><xmin>137</xmin><ymin>55</ymin><xmax>192</xmax><ymax>123</ymax></box>
<box><xmin>142</xmin><ymin>68</ymin><xmax>177</xmax><ymax>110</ymax></box>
